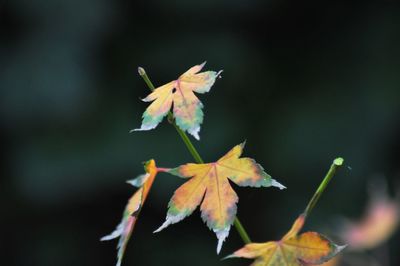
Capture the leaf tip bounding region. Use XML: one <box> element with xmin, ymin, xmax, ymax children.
<box><xmin>154</xmin><ymin>213</ymin><xmax>186</xmax><ymax>233</ymax></box>
<box><xmin>335</xmin><ymin>243</ymin><xmax>347</xmax><ymax>254</ymax></box>
<box><xmin>221</xmin><ymin>254</ymin><xmax>235</xmax><ymax>260</ymax></box>
<box><xmin>100</xmin><ymin>235</ymin><xmax>113</xmax><ymax>242</ymax></box>
<box><xmin>240</xmin><ymin>140</ymin><xmax>247</xmax><ymax>149</ymax></box>
<box><xmin>100</xmin><ymin>223</ymin><xmax>123</xmax><ymax>242</ymax></box>
<box><xmin>312</xmin><ymin>243</ymin><xmax>346</xmax><ymax>264</ymax></box>
<box><xmin>271</xmin><ymin>179</ymin><xmax>286</xmax><ymax>190</ymax></box>
<box><xmin>127</xmin><ymin>173</ymin><xmax>149</xmax><ymax>187</ymax></box>
<box><xmin>188</xmin><ymin>126</ymin><xmax>201</xmax><ymax>140</ymax></box>
<box><xmin>215</xmin><ymin>228</ymin><xmax>230</xmax><ymax>254</ymax></box>
<box><xmin>131</xmin><ymin>124</ymin><xmax>156</xmax><ymax>132</ymax></box>
<box><xmin>153</xmin><ymin>221</ymin><xmax>169</xmax><ymax>233</ymax></box>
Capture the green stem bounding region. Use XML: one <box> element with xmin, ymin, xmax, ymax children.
<box><xmin>172</xmin><ymin>123</ymin><xmax>204</xmax><ymax>164</ymax></box>
<box><xmin>138</xmin><ymin>67</ymin><xmax>155</xmax><ymax>91</ymax></box>
<box><xmin>303</xmin><ymin>157</ymin><xmax>344</xmax><ymax>219</ymax></box>
<box><xmin>233</xmin><ymin>217</ymin><xmax>251</xmax><ymax>244</ymax></box>
<box><xmin>138</xmin><ymin>67</ymin><xmax>252</xmax><ymax>244</ymax></box>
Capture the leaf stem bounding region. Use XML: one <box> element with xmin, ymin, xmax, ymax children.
<box><xmin>138</xmin><ymin>67</ymin><xmax>252</xmax><ymax>244</ymax></box>
<box><xmin>138</xmin><ymin>67</ymin><xmax>155</xmax><ymax>91</ymax></box>
<box><xmin>233</xmin><ymin>217</ymin><xmax>252</xmax><ymax>244</ymax></box>
<box><xmin>303</xmin><ymin>157</ymin><xmax>344</xmax><ymax>219</ymax></box>
<box><xmin>172</xmin><ymin>123</ymin><xmax>204</xmax><ymax>164</ymax></box>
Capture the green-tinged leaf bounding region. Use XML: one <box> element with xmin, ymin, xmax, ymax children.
<box><xmin>155</xmin><ymin>143</ymin><xmax>284</xmax><ymax>253</ymax></box>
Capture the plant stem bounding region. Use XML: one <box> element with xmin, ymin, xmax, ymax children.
<box><xmin>138</xmin><ymin>67</ymin><xmax>252</xmax><ymax>244</ymax></box>
<box><xmin>172</xmin><ymin>123</ymin><xmax>204</xmax><ymax>164</ymax></box>
<box><xmin>233</xmin><ymin>217</ymin><xmax>251</xmax><ymax>244</ymax></box>
<box><xmin>303</xmin><ymin>157</ymin><xmax>344</xmax><ymax>219</ymax></box>
<box><xmin>138</xmin><ymin>67</ymin><xmax>156</xmax><ymax>91</ymax></box>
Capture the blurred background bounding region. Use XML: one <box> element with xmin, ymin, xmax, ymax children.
<box><xmin>1</xmin><ymin>0</ymin><xmax>399</xmax><ymax>265</ymax></box>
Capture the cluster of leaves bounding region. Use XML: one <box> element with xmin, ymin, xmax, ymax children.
<box><xmin>102</xmin><ymin>63</ymin><xmax>346</xmax><ymax>266</ymax></box>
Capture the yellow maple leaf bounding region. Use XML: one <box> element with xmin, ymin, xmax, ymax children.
<box><xmin>133</xmin><ymin>62</ymin><xmax>222</xmax><ymax>140</ymax></box>
<box><xmin>154</xmin><ymin>142</ymin><xmax>285</xmax><ymax>253</ymax></box>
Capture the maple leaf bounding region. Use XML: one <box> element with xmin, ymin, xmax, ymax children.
<box><xmin>101</xmin><ymin>160</ymin><xmax>159</xmax><ymax>266</ymax></box>
<box><xmin>228</xmin><ymin>214</ymin><xmax>346</xmax><ymax>266</ymax></box>
<box><xmin>340</xmin><ymin>180</ymin><xmax>400</xmax><ymax>250</ymax></box>
<box><xmin>154</xmin><ymin>142</ymin><xmax>285</xmax><ymax>253</ymax></box>
<box><xmin>133</xmin><ymin>62</ymin><xmax>222</xmax><ymax>140</ymax></box>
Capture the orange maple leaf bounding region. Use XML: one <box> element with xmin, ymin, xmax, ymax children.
<box><xmin>228</xmin><ymin>214</ymin><xmax>345</xmax><ymax>266</ymax></box>
<box><xmin>101</xmin><ymin>160</ymin><xmax>160</xmax><ymax>266</ymax></box>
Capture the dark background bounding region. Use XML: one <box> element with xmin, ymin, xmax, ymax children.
<box><xmin>1</xmin><ymin>0</ymin><xmax>399</xmax><ymax>265</ymax></box>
